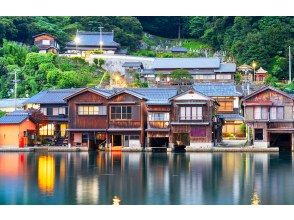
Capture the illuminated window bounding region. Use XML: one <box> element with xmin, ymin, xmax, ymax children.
<box><xmin>60</xmin><ymin>124</ymin><xmax>68</xmax><ymax>137</ymax></box>
<box><xmin>39</xmin><ymin>124</ymin><xmax>55</xmax><ymax>136</ymax></box>
<box><xmin>218</xmin><ymin>101</ymin><xmax>233</xmax><ymax>112</ymax></box>
<box><xmin>77</xmin><ymin>105</ymin><xmax>106</xmax><ymax>115</ymax></box>
<box><xmin>148</xmin><ymin>113</ymin><xmax>169</xmax><ymax>121</ymax></box>
<box><xmin>41</xmin><ymin>108</ymin><xmax>47</xmax><ymax>115</ymax></box>
<box><xmin>42</xmin><ymin>40</ymin><xmax>50</xmax><ymax>45</ymax></box>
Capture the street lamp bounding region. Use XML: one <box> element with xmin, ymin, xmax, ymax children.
<box><xmin>252</xmin><ymin>61</ymin><xmax>257</xmax><ymax>81</ymax></box>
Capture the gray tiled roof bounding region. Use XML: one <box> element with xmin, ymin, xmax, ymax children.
<box><xmin>194</xmin><ymin>83</ymin><xmax>243</xmax><ymax>97</ymax></box>
<box><xmin>171</xmin><ymin>47</ymin><xmax>188</xmax><ymax>53</ymax></box>
<box><xmin>0</xmin><ymin>98</ymin><xmax>28</xmax><ymax>108</ymax></box>
<box><xmin>141</xmin><ymin>69</ymin><xmax>155</xmax><ymax>75</ymax></box>
<box><xmin>0</xmin><ymin>110</ymin><xmax>30</xmax><ymax>124</ymax></box>
<box><xmin>214</xmin><ymin>63</ymin><xmax>236</xmax><ymax>73</ymax></box>
<box><xmin>152</xmin><ymin>58</ymin><xmax>220</xmax><ymax>69</ymax></box>
<box><xmin>66</xmin><ymin>31</ymin><xmax>120</xmax><ymax>47</ymax></box>
<box><xmin>25</xmin><ymin>89</ymin><xmax>82</xmax><ymax>104</ymax></box>
<box><xmin>219</xmin><ymin>114</ymin><xmax>244</xmax><ymax>121</ymax></box>
<box><xmin>130</xmin><ymin>88</ymin><xmax>178</xmax><ymax>104</ymax></box>
<box><xmin>122</xmin><ymin>62</ymin><xmax>143</xmax><ymax>68</ymax></box>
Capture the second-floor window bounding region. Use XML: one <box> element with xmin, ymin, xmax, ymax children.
<box><xmin>111</xmin><ymin>106</ymin><xmax>132</xmax><ymax>119</ymax></box>
<box><xmin>148</xmin><ymin>113</ymin><xmax>169</xmax><ymax>121</ymax></box>
<box><xmin>254</xmin><ymin>107</ymin><xmax>268</xmax><ymax>120</ymax></box>
<box><xmin>42</xmin><ymin>39</ymin><xmax>50</xmax><ymax>45</ymax></box>
<box><xmin>40</xmin><ymin>107</ymin><xmax>66</xmax><ymax>116</ymax></box>
<box><xmin>78</xmin><ymin>105</ymin><xmax>107</xmax><ymax>115</ymax></box>
<box><xmin>218</xmin><ymin>101</ymin><xmax>233</xmax><ymax>112</ymax></box>
<box><xmin>270</xmin><ymin>107</ymin><xmax>284</xmax><ymax>120</ymax></box>
<box><xmin>180</xmin><ymin>106</ymin><xmax>203</xmax><ymax>120</ymax></box>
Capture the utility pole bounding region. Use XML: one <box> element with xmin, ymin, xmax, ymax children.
<box><xmin>99</xmin><ymin>26</ymin><xmax>104</xmax><ymax>51</ymax></box>
<box><xmin>11</xmin><ymin>70</ymin><xmax>19</xmax><ymax>110</ymax></box>
<box><xmin>289</xmin><ymin>46</ymin><xmax>292</xmax><ymax>84</ymax></box>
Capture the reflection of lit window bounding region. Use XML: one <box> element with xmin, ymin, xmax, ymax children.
<box><xmin>39</xmin><ymin>124</ymin><xmax>55</xmax><ymax>136</ymax></box>
<box><xmin>38</xmin><ymin>155</ymin><xmax>55</xmax><ymax>195</ymax></box>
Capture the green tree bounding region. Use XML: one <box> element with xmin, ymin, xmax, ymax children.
<box><xmin>171</xmin><ymin>69</ymin><xmax>192</xmax><ymax>84</ymax></box>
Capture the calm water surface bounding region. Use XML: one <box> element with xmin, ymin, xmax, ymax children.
<box><xmin>0</xmin><ymin>151</ymin><xmax>294</xmax><ymax>205</ymax></box>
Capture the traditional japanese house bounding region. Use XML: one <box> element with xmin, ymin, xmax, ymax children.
<box><xmin>64</xmin><ymin>88</ymin><xmax>112</xmax><ymax>148</ymax></box>
<box><xmin>122</xmin><ymin>62</ymin><xmax>144</xmax><ymax>84</ymax></box>
<box><xmin>237</xmin><ymin>64</ymin><xmax>253</xmax><ymax>82</ymax></box>
<box><xmin>33</xmin><ymin>33</ymin><xmax>60</xmax><ymax>54</ymax></box>
<box><xmin>170</xmin><ymin>89</ymin><xmax>222</xmax><ymax>148</ymax></box>
<box><xmin>255</xmin><ymin>67</ymin><xmax>268</xmax><ymax>82</ymax></box>
<box><xmin>65</xmin><ymin>31</ymin><xmax>120</xmax><ymax>54</ymax></box>
<box><xmin>194</xmin><ymin>83</ymin><xmax>245</xmax><ymax>139</ymax></box>
<box><xmin>0</xmin><ymin>110</ymin><xmax>36</xmax><ymax>148</ymax></box>
<box><xmin>107</xmin><ymin>89</ymin><xmax>146</xmax><ymax>150</ymax></box>
<box><xmin>24</xmin><ymin>89</ymin><xmax>80</xmax><ymax>145</ymax></box>
<box><xmin>139</xmin><ymin>88</ymin><xmax>178</xmax><ymax>149</ymax></box>
<box><xmin>141</xmin><ymin>58</ymin><xmax>236</xmax><ymax>85</ymax></box>
<box><xmin>243</xmin><ymin>86</ymin><xmax>294</xmax><ymax>150</ymax></box>
<box><xmin>0</xmin><ymin>98</ymin><xmax>28</xmax><ymax>113</ymax></box>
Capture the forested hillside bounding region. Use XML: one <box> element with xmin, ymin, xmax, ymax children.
<box><xmin>0</xmin><ymin>16</ymin><xmax>293</xmax><ymax>98</ymax></box>
<box><xmin>137</xmin><ymin>16</ymin><xmax>294</xmax><ymax>80</ymax></box>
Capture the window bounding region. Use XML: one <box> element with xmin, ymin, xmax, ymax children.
<box><xmin>111</xmin><ymin>106</ymin><xmax>132</xmax><ymax>119</ymax></box>
<box><xmin>42</xmin><ymin>40</ymin><xmax>50</xmax><ymax>45</ymax></box>
<box><xmin>148</xmin><ymin>113</ymin><xmax>170</xmax><ymax>128</ymax></box>
<box><xmin>40</xmin><ymin>108</ymin><xmax>47</xmax><ymax>115</ymax></box>
<box><xmin>218</xmin><ymin>101</ymin><xmax>233</xmax><ymax>112</ymax></box>
<box><xmin>216</xmin><ymin>74</ymin><xmax>231</xmax><ymax>80</ymax></box>
<box><xmin>148</xmin><ymin>113</ymin><xmax>169</xmax><ymax>121</ymax></box>
<box><xmin>270</xmin><ymin>107</ymin><xmax>284</xmax><ymax>120</ymax></box>
<box><xmin>78</xmin><ymin>105</ymin><xmax>107</xmax><ymax>115</ymax></box>
<box><xmin>254</xmin><ymin>107</ymin><xmax>268</xmax><ymax>120</ymax></box>
<box><xmin>180</xmin><ymin>106</ymin><xmax>202</xmax><ymax>120</ymax></box>
<box><xmin>194</xmin><ymin>75</ymin><xmax>215</xmax><ymax>80</ymax></box>
<box><xmin>124</xmin><ymin>135</ymin><xmax>140</xmax><ymax>147</ymax></box>
<box><xmin>52</xmin><ymin>107</ymin><xmax>66</xmax><ymax>116</ymax></box>
<box><xmin>39</xmin><ymin>124</ymin><xmax>55</xmax><ymax>136</ymax></box>
<box><xmin>254</xmin><ymin>129</ymin><xmax>263</xmax><ymax>141</ymax></box>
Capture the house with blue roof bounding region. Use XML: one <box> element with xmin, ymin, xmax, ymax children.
<box><xmin>61</xmin><ymin>87</ymin><xmax>222</xmax><ymax>150</ymax></box>
<box><xmin>24</xmin><ymin>88</ymin><xmax>82</xmax><ymax>145</ymax></box>
<box><xmin>0</xmin><ymin>98</ymin><xmax>28</xmax><ymax>113</ymax></box>
<box><xmin>194</xmin><ymin>83</ymin><xmax>245</xmax><ymax>139</ymax></box>
<box><xmin>0</xmin><ymin>110</ymin><xmax>36</xmax><ymax>148</ymax></box>
<box><xmin>65</xmin><ymin>31</ymin><xmax>120</xmax><ymax>54</ymax></box>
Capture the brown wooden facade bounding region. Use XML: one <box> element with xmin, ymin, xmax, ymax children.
<box><xmin>65</xmin><ymin>88</ymin><xmax>221</xmax><ymax>150</ymax></box>
<box><xmin>33</xmin><ymin>33</ymin><xmax>60</xmax><ymax>54</ymax></box>
<box><xmin>243</xmin><ymin>86</ymin><xmax>294</xmax><ymax>150</ymax></box>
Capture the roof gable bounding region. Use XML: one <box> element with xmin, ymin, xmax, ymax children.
<box><xmin>64</xmin><ymin>88</ymin><xmax>111</xmax><ymax>101</ymax></box>
<box><xmin>171</xmin><ymin>89</ymin><xmax>211</xmax><ymax>101</ymax></box>
<box><xmin>243</xmin><ymin>86</ymin><xmax>294</xmax><ymax>101</ymax></box>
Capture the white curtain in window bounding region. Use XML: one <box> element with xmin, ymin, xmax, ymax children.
<box><xmin>254</xmin><ymin>107</ymin><xmax>261</xmax><ymax>119</ymax></box>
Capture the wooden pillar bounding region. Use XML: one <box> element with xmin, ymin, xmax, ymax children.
<box><xmin>140</xmin><ymin>100</ymin><xmax>145</xmax><ymax>148</ymax></box>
